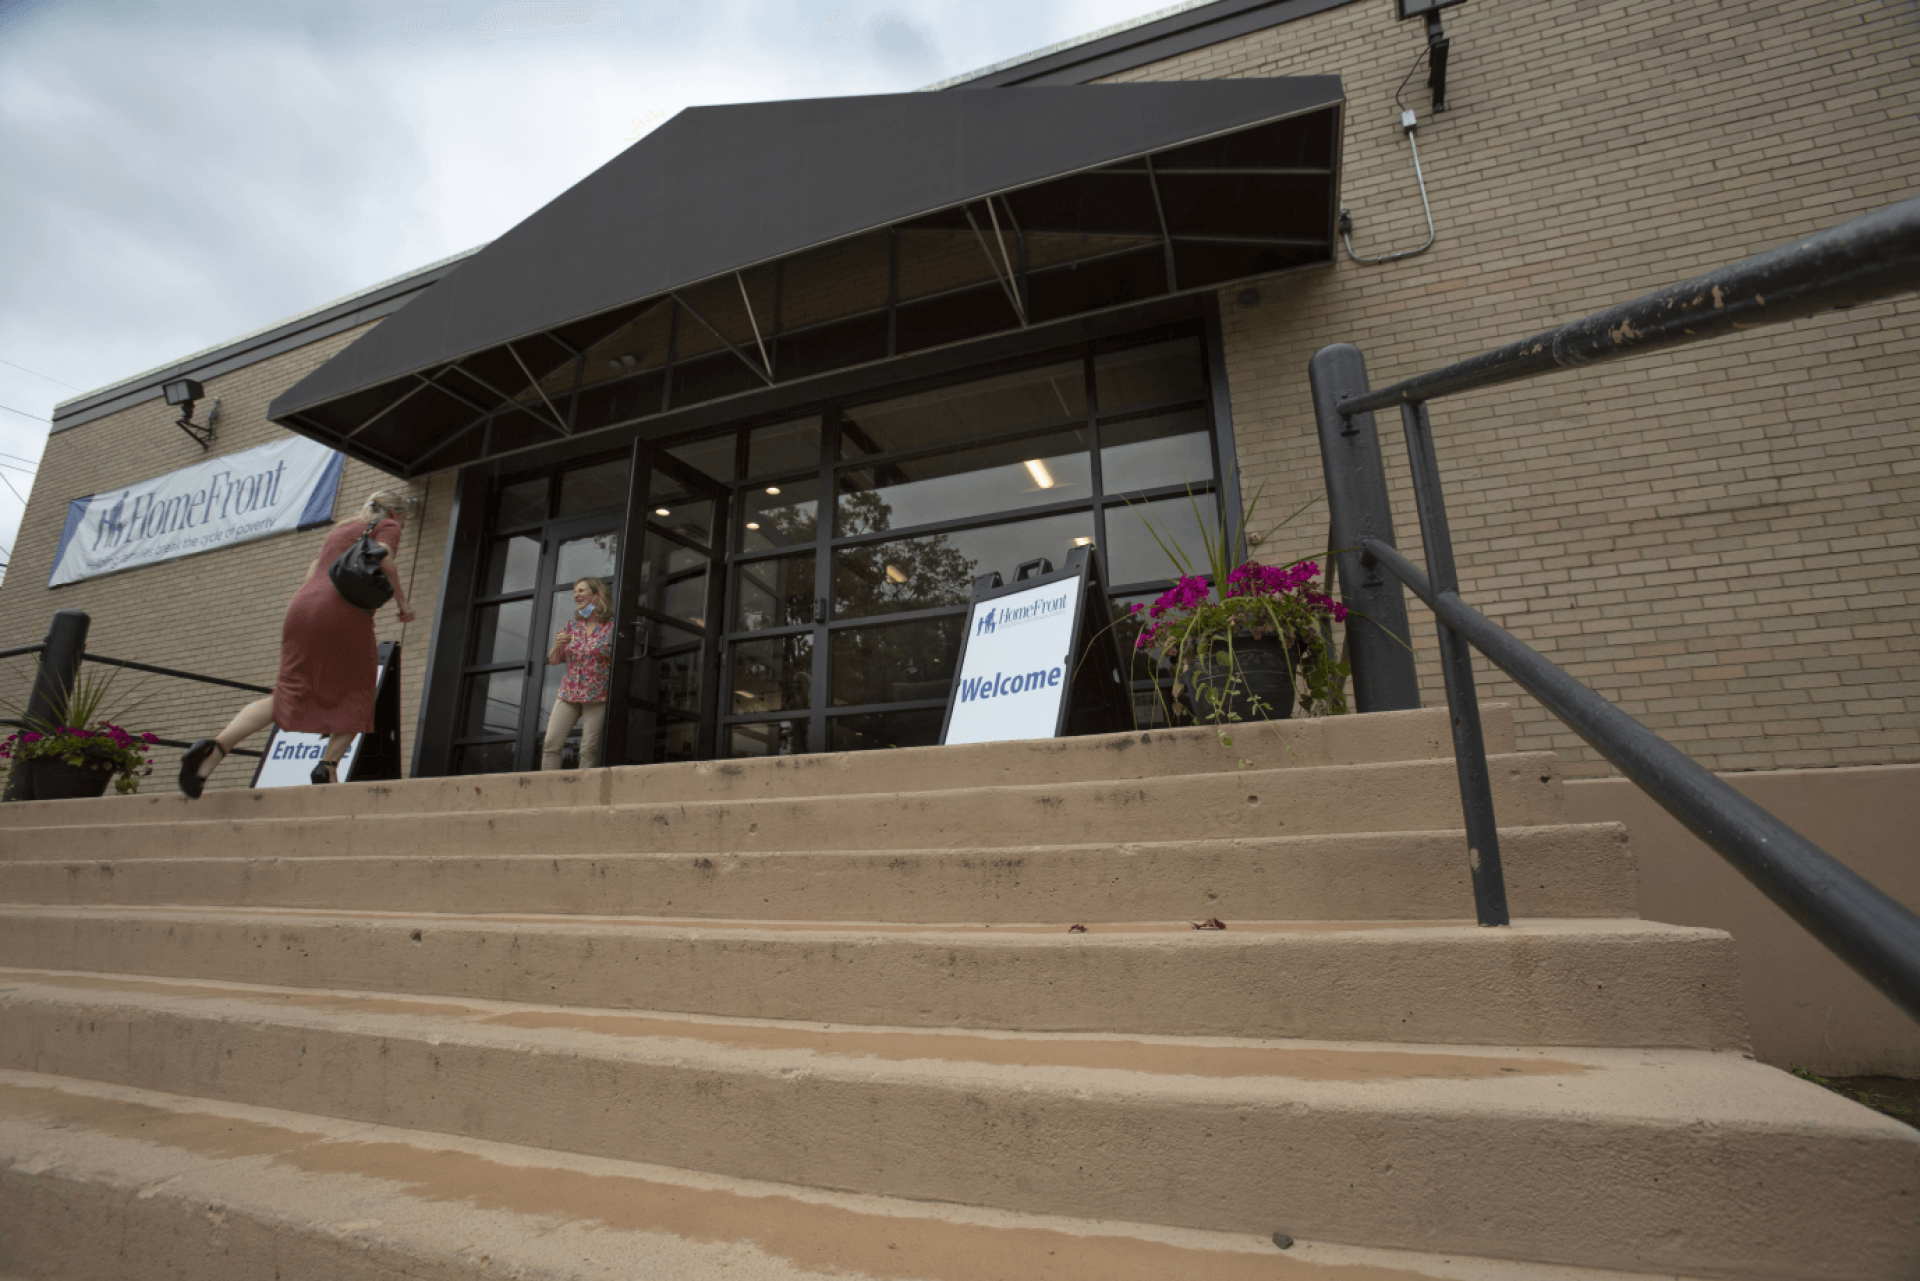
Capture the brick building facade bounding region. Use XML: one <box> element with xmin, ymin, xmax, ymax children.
<box><xmin>1</xmin><ymin>0</ymin><xmax>1913</xmax><ymax>803</ymax></box>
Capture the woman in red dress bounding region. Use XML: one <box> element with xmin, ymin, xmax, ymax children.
<box><xmin>178</xmin><ymin>491</ymin><xmax>415</xmax><ymax>795</ymax></box>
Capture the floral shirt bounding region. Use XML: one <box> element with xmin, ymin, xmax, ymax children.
<box><xmin>556</xmin><ymin>617</ymin><xmax>614</xmax><ymax>704</ymax></box>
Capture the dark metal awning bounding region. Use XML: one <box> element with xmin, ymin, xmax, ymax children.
<box><xmin>270</xmin><ymin>77</ymin><xmax>1344</xmax><ymax>477</ymax></box>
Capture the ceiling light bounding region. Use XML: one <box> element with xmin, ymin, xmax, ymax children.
<box><xmin>654</xmin><ymin>507</ymin><xmax>670</xmax><ymax>516</ymax></box>
<box><xmin>765</xmin><ymin>485</ymin><xmax>781</xmax><ymax>495</ymax></box>
<box><xmin>885</xmin><ymin>564</ymin><xmax>908</xmax><ymax>584</ymax></box>
<box><xmin>1023</xmin><ymin>459</ymin><xmax>1055</xmax><ymax>489</ymax></box>
<box><xmin>745</xmin><ymin>521</ymin><xmax>761</xmax><ymax>530</ymax></box>
<box><xmin>1072</xmin><ymin>537</ymin><xmax>1094</xmax><ymax>547</ymax></box>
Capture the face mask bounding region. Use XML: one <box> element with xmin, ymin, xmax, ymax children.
<box><xmin>578</xmin><ymin>603</ymin><xmax>596</xmax><ymax>618</ymax></box>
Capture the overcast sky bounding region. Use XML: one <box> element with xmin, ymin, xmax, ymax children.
<box><xmin>0</xmin><ymin>0</ymin><xmax>1180</xmax><ymax>581</ymax></box>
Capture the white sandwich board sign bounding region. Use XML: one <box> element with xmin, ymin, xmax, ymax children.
<box><xmin>940</xmin><ymin>546</ymin><xmax>1132</xmax><ymax>747</ymax></box>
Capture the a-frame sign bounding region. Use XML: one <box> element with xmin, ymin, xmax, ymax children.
<box><xmin>940</xmin><ymin>545</ymin><xmax>1132</xmax><ymax>746</ymax></box>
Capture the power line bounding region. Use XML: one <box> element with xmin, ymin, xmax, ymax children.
<box><xmin>0</xmin><ymin>403</ymin><xmax>47</xmax><ymax>424</ymax></box>
<box><xmin>0</xmin><ymin>471</ymin><xmax>26</xmax><ymax>507</ymax></box>
<box><xmin>0</xmin><ymin>449</ymin><xmax>41</xmax><ymax>467</ymax></box>
<box><xmin>0</xmin><ymin>461</ymin><xmax>35</xmax><ymax>476</ymax></box>
<box><xmin>0</xmin><ymin>357</ymin><xmax>82</xmax><ymax>392</ymax></box>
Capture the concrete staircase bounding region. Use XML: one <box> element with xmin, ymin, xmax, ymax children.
<box><xmin>0</xmin><ymin>705</ymin><xmax>1913</xmax><ymax>1280</ymax></box>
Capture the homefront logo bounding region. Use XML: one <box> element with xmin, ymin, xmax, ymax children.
<box><xmin>976</xmin><ymin>592</ymin><xmax>1068</xmax><ymax>638</ymax></box>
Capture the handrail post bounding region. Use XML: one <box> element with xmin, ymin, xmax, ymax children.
<box><xmin>5</xmin><ymin>609</ymin><xmax>90</xmax><ymax>803</ymax></box>
<box><xmin>1309</xmin><ymin>344</ymin><xmax>1420</xmax><ymax>712</ymax></box>
<box><xmin>1399</xmin><ymin>403</ymin><xmax>1509</xmax><ymax>927</ymax></box>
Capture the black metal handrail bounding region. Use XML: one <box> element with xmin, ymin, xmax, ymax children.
<box><xmin>1312</xmin><ymin>193</ymin><xmax>1920</xmax><ymax>1023</ymax></box>
<box><xmin>2</xmin><ymin>612</ymin><xmax>274</xmax><ymax>799</ymax></box>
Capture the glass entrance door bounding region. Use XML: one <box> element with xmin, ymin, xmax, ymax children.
<box><xmin>606</xmin><ymin>444</ymin><xmax>729</xmax><ymax>765</ymax></box>
<box><xmin>521</xmin><ymin>514</ymin><xmax>621</xmax><ymax>768</ymax></box>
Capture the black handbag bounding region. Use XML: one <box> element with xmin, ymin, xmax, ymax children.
<box><xmin>328</xmin><ymin>521</ymin><xmax>394</xmax><ymax>611</ymax></box>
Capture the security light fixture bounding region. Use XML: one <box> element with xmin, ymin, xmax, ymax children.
<box><xmin>1396</xmin><ymin>0</ymin><xmax>1460</xmax><ymax>113</ymax></box>
<box><xmin>163</xmin><ymin>377</ymin><xmax>215</xmax><ymax>450</ymax></box>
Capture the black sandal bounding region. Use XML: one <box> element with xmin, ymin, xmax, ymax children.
<box><xmin>178</xmin><ymin>740</ymin><xmax>226</xmax><ymax>799</ymax></box>
<box><xmin>310</xmin><ymin>759</ymin><xmax>339</xmax><ymax>785</ymax></box>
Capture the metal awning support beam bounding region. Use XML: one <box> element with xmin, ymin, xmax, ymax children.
<box><xmin>413</xmin><ymin>370</ymin><xmax>495</xmax><ymax>420</ymax></box>
<box><xmin>448</xmin><ymin>363</ymin><xmax>570</xmax><ymax>438</ymax></box>
<box><xmin>735</xmin><ymin>272</ymin><xmax>774</xmax><ymax>381</ymax></box>
<box><xmin>1144</xmin><ymin>154</ymin><xmax>1180</xmax><ymax>293</ymax></box>
<box><xmin>344</xmin><ymin>378</ymin><xmax>432</xmax><ymax>441</ymax></box>
<box><xmin>670</xmin><ymin>289</ymin><xmax>776</xmax><ymax>387</ymax></box>
<box><xmin>505</xmin><ymin>340</ymin><xmax>572</xmax><ymax>436</ymax></box>
<box><xmin>964</xmin><ymin>203</ymin><xmax>1027</xmax><ymax>327</ymax></box>
<box><xmin>405</xmin><ymin>414</ymin><xmax>487</xmax><ymax>475</ymax></box>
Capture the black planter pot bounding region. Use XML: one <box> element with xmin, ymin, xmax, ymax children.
<box><xmin>28</xmin><ymin>757</ymin><xmax>116</xmax><ymax>801</ymax></box>
<box><xmin>1183</xmin><ymin>635</ymin><xmax>1297</xmax><ymax>723</ymax></box>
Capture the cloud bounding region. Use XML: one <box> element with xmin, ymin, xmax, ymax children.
<box><xmin>868</xmin><ymin>10</ymin><xmax>938</xmax><ymax>72</ymax></box>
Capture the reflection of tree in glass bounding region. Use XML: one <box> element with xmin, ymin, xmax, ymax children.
<box><xmin>757</xmin><ymin>496</ymin><xmax>818</xmax><ymax>546</ymax></box>
<box><xmin>834</xmin><ymin>491</ymin><xmax>977</xmax><ymax>618</ymax></box>
<box><xmin>736</xmin><ymin>636</ymin><xmax>813</xmax><ymax>713</ymax></box>
<box><xmin>835</xmin><ymin>616</ymin><xmax>964</xmax><ymax>706</ymax></box>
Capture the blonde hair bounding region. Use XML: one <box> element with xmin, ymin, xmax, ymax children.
<box><xmin>362</xmin><ymin>490</ymin><xmax>407</xmax><ymax>520</ymax></box>
<box><xmin>575</xmin><ymin>576</ymin><xmax>612</xmax><ymax>615</ymax></box>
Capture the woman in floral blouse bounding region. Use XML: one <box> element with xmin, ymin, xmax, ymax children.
<box><xmin>542</xmin><ymin>576</ymin><xmax>614</xmax><ymax>770</ymax></box>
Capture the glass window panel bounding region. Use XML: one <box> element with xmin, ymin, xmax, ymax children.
<box><xmin>667</xmin><ymin>435</ymin><xmax>737</xmax><ymax>483</ymax></box>
<box><xmin>632</xmin><ymin>645</ymin><xmax>702</xmax><ymax>713</ymax></box>
<box><xmin>470</xmin><ymin>599</ymin><xmax>533</xmax><ymax>666</ymax></box>
<box><xmin>647</xmin><ymin>470</ymin><xmax>714</xmax><ymax>546</ymax></box>
<box><xmin>840</xmin><ymin>362</ymin><xmax>1086</xmax><ymax>460</ymax></box>
<box><xmin>1100</xmin><ymin>408</ymin><xmax>1214</xmax><ymax>494</ymax></box>
<box><xmin>896</xmin><ymin>227</ymin><xmax>1002</xmax><ymax>301</ymax></box>
<box><xmin>481</xmin><ymin>535</ymin><xmax>541</xmax><ymax>596</ymax></box>
<box><xmin>729</xmin><ymin>720</ymin><xmax>810</xmax><ymax>758</ymax></box>
<box><xmin>732</xmin><ymin>552</ymin><xmax>815</xmax><ymax>632</ymax></box>
<box><xmin>495</xmin><ymin>477</ymin><xmax>546</xmax><ymax>528</ymax></box>
<box><xmin>828</xmin><ymin>709</ymin><xmax>945</xmax><ymax>752</ymax></box>
<box><xmin>778</xmin><ymin>231</ymin><xmax>890</xmax><ymax>331</ymax></box>
<box><xmin>555</xmin><ymin>532</ymin><xmax>619</xmax><ymax>588</ymax></box>
<box><xmin>536</xmin><ymin>660</ymin><xmax>565</xmax><ymax>730</ymax></box>
<box><xmin>835</xmin><ymin>429</ymin><xmax>1091</xmax><ymax>536</ymax></box>
<box><xmin>833</xmin><ymin>511</ymin><xmax>1093</xmax><ymax>620</ymax></box>
<box><xmin>747</xmin><ymin>417</ymin><xmax>822</xmax><ymax>478</ymax></box>
<box><xmin>461</xmin><ymin>670</ymin><xmax>524</xmax><ymax>738</ymax></box>
<box><xmin>1104</xmin><ymin>493</ymin><xmax>1217</xmax><ymax>588</ymax></box>
<box><xmin>830</xmin><ymin>616</ymin><xmax>964</xmax><ymax>707</ymax></box>
<box><xmin>651</xmin><ymin>719</ymin><xmax>700</xmax><ymax>764</ymax></box>
<box><xmin>636</xmin><ymin>539</ymin><xmax>709</xmax><ymax>628</ymax></box>
<box><xmin>738</xmin><ymin>475</ymin><xmax>820</xmax><ymax>551</ymax></box>
<box><xmin>557</xmin><ymin>459</ymin><xmax>630</xmax><ymax>518</ymax></box>
<box><xmin>1109</xmin><ymin>592</ymin><xmax>1176</xmax><ymax>679</ymax></box>
<box><xmin>453</xmin><ymin>741</ymin><xmax>518</xmax><ymax>776</ymax></box>
<box><xmin>730</xmin><ymin>634</ymin><xmax>814</xmax><ymax>714</ymax></box>
<box><xmin>1094</xmin><ymin>339</ymin><xmax>1205</xmax><ymax>414</ymax></box>
<box><xmin>636</xmin><ymin>621</ymin><xmax>700</xmax><ymax>655</ymax></box>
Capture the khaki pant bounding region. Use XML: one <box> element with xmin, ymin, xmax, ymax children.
<box><xmin>542</xmin><ymin>698</ymin><xmax>607</xmax><ymax>770</ymax></box>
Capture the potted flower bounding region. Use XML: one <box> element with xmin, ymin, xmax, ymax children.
<box><xmin>1128</xmin><ymin>475</ymin><xmax>1351</xmax><ymax>729</ymax></box>
<box><xmin>0</xmin><ymin>663</ymin><xmax>159</xmax><ymax>799</ymax></box>
<box><xmin>1</xmin><ymin>723</ymin><xmax>158</xmax><ymax>798</ymax></box>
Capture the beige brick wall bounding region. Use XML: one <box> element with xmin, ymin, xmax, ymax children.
<box><xmin>1110</xmin><ymin>0</ymin><xmax>1920</xmax><ymax>776</ymax></box>
<box><xmin>0</xmin><ymin>322</ymin><xmax>457</xmax><ymax>793</ymax></box>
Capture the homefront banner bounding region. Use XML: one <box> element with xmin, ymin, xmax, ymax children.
<box><xmin>48</xmin><ymin>436</ymin><xmax>345</xmax><ymax>587</ymax></box>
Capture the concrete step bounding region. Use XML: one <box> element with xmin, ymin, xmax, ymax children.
<box><xmin>0</xmin><ymin>905</ymin><xmax>1745</xmax><ymax>1048</ymax></box>
<box><xmin>0</xmin><ymin>751</ymin><xmax>1567</xmax><ymax>864</ymax></box>
<box><xmin>0</xmin><ymin>822</ymin><xmax>1638</xmax><ymax>922</ymax></box>
<box><xmin>0</xmin><ymin>985</ymin><xmax>1909</xmax><ymax>1278</ymax></box>
<box><xmin>0</xmin><ymin>1071</ymin><xmax>1727</xmax><ymax>1281</ymax></box>
<box><xmin>0</xmin><ymin>705</ymin><xmax>1510</xmax><ymax>831</ymax></box>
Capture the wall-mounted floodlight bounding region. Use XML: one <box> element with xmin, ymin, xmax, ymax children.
<box><xmin>1396</xmin><ymin>0</ymin><xmax>1461</xmax><ymax>114</ymax></box>
<box><xmin>163</xmin><ymin>377</ymin><xmax>216</xmax><ymax>449</ymax></box>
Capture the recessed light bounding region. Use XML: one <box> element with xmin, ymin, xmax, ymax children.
<box><xmin>1023</xmin><ymin>459</ymin><xmax>1055</xmax><ymax>489</ymax></box>
<box><xmin>745</xmin><ymin>521</ymin><xmax>760</xmax><ymax>530</ymax></box>
<box><xmin>765</xmin><ymin>486</ymin><xmax>781</xmax><ymax>495</ymax></box>
<box><xmin>654</xmin><ymin>507</ymin><xmax>670</xmax><ymax>516</ymax></box>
